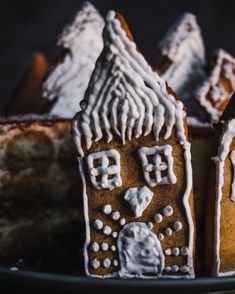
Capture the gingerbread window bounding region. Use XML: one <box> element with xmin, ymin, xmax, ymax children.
<box><xmin>138</xmin><ymin>145</ymin><xmax>177</xmax><ymax>187</ymax></box>
<box><xmin>87</xmin><ymin>149</ymin><xmax>122</xmax><ymax>190</ymax></box>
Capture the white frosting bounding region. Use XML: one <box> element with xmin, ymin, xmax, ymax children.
<box><xmin>91</xmin><ymin>258</ymin><xmax>100</xmax><ymax>269</ymax></box>
<box><xmin>43</xmin><ymin>2</ymin><xmax>104</xmax><ymax>118</ymax></box>
<box><xmin>74</xmin><ymin>11</ymin><xmax>194</xmax><ymax>278</ymax></box>
<box><xmin>158</xmin><ymin>233</ymin><xmax>164</xmax><ymax>241</ymax></box>
<box><xmin>101</xmin><ymin>242</ymin><xmax>109</xmax><ymax>251</ymax></box>
<box><xmin>87</xmin><ymin>149</ymin><xmax>122</xmax><ymax>190</ymax></box>
<box><xmin>94</xmin><ymin>219</ymin><xmax>103</xmax><ymax>230</ymax></box>
<box><xmin>165</xmin><ymin>266</ymin><xmax>171</xmax><ymax>272</ymax></box>
<box><xmin>102</xmin><ymin>204</ymin><xmax>112</xmax><ymax>214</ymax></box>
<box><xmin>163</xmin><ymin>205</ymin><xmax>173</xmax><ymax>217</ymax></box>
<box><xmin>111</xmin><ymin>211</ymin><xmax>120</xmax><ymax>221</ymax></box>
<box><xmin>165</xmin><ymin>249</ymin><xmax>172</xmax><ymax>256</ymax></box>
<box><xmin>112</xmin><ymin>232</ymin><xmax>118</xmax><ymax>238</ymax></box>
<box><xmin>113</xmin><ymin>260</ymin><xmax>119</xmax><ymax>267</ymax></box>
<box><xmin>158</xmin><ymin>12</ymin><xmax>206</xmax><ymax>101</ymax></box>
<box><xmin>138</xmin><ymin>145</ymin><xmax>177</xmax><ymax>187</ymax></box>
<box><xmin>103</xmin><ymin>258</ymin><xmax>111</xmax><ymax>268</ymax></box>
<box><xmin>174</xmin><ymin>221</ymin><xmax>183</xmax><ymax>231</ymax></box>
<box><xmin>111</xmin><ymin>245</ymin><xmax>116</xmax><ymax>252</ymax></box>
<box><xmin>124</xmin><ymin>186</ymin><xmax>154</xmax><ymax>217</ymax></box>
<box><xmin>171</xmin><ymin>265</ymin><xmax>179</xmax><ymax>272</ymax></box>
<box><xmin>172</xmin><ymin>247</ymin><xmax>180</xmax><ymax>256</ymax></box>
<box><xmin>90</xmin><ymin>242</ymin><xmax>99</xmax><ymax>252</ymax></box>
<box><xmin>230</xmin><ymin>151</ymin><xmax>235</xmax><ymax>201</ymax></box>
<box><xmin>154</xmin><ymin>213</ymin><xmax>163</xmax><ymax>224</ymax></box>
<box><xmin>196</xmin><ymin>49</ymin><xmax>235</xmax><ymax>122</ymax></box>
<box><xmin>103</xmin><ymin>225</ymin><xmax>112</xmax><ymax>236</ymax></box>
<box><xmin>165</xmin><ymin>228</ymin><xmax>173</xmax><ymax>236</ymax></box>
<box><xmin>181</xmin><ymin>247</ymin><xmax>189</xmax><ymax>256</ymax></box>
<box><xmin>117</xmin><ymin>222</ymin><xmax>165</xmax><ymax>278</ymax></box>
<box><xmin>180</xmin><ymin>265</ymin><xmax>190</xmax><ymax>273</ymax></box>
<box><xmin>213</xmin><ymin>119</ymin><xmax>235</xmax><ymax>276</ymax></box>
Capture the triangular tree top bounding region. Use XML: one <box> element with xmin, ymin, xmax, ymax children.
<box><xmin>43</xmin><ymin>1</ymin><xmax>104</xmax><ymax>118</ymax></box>
<box><xmin>158</xmin><ymin>13</ymin><xmax>206</xmax><ymax>101</ymax></box>
<box><xmin>72</xmin><ymin>11</ymin><xmax>189</xmax><ymax>157</ymax></box>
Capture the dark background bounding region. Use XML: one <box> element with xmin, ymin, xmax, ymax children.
<box><xmin>0</xmin><ymin>0</ymin><xmax>235</xmax><ymax>112</ymax></box>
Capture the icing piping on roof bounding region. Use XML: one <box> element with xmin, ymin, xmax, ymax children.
<box><xmin>196</xmin><ymin>49</ymin><xmax>235</xmax><ymax>122</ymax></box>
<box><xmin>158</xmin><ymin>13</ymin><xmax>206</xmax><ymax>100</ymax></box>
<box><xmin>43</xmin><ymin>1</ymin><xmax>104</xmax><ymax>118</ymax></box>
<box><xmin>72</xmin><ymin>11</ymin><xmax>189</xmax><ymax>158</ymax></box>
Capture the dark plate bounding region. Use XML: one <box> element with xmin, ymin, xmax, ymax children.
<box><xmin>1</xmin><ymin>267</ymin><xmax>235</xmax><ymax>294</ymax></box>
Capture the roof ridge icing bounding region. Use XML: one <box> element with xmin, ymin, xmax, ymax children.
<box><xmin>72</xmin><ymin>10</ymin><xmax>189</xmax><ymax>158</ymax></box>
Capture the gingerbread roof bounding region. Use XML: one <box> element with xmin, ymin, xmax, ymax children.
<box><xmin>72</xmin><ymin>11</ymin><xmax>190</xmax><ymax>158</ymax></box>
<box><xmin>43</xmin><ymin>1</ymin><xmax>104</xmax><ymax>118</ymax></box>
<box><xmin>196</xmin><ymin>49</ymin><xmax>235</xmax><ymax>122</ymax></box>
<box><xmin>158</xmin><ymin>13</ymin><xmax>206</xmax><ymax>100</ymax></box>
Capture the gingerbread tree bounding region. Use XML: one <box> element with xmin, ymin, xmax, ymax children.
<box><xmin>72</xmin><ymin>11</ymin><xmax>195</xmax><ymax>279</ymax></box>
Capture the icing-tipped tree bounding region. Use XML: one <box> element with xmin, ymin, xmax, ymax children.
<box><xmin>158</xmin><ymin>13</ymin><xmax>206</xmax><ymax>118</ymax></box>
<box><xmin>43</xmin><ymin>1</ymin><xmax>104</xmax><ymax>118</ymax></box>
<box><xmin>72</xmin><ymin>11</ymin><xmax>195</xmax><ymax>279</ymax></box>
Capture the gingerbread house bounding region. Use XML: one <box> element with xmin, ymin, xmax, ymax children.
<box><xmin>72</xmin><ymin>11</ymin><xmax>195</xmax><ymax>279</ymax></box>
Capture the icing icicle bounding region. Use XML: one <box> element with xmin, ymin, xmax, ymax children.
<box><xmin>43</xmin><ymin>2</ymin><xmax>104</xmax><ymax>118</ymax></box>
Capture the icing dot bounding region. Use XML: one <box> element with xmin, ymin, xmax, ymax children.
<box><xmin>154</xmin><ymin>213</ymin><xmax>163</xmax><ymax>224</ymax></box>
<box><xmin>163</xmin><ymin>206</ymin><xmax>173</xmax><ymax>217</ymax></box>
<box><xmin>158</xmin><ymin>233</ymin><xmax>164</xmax><ymax>241</ymax></box>
<box><xmin>112</xmin><ymin>232</ymin><xmax>118</xmax><ymax>238</ymax></box>
<box><xmin>171</xmin><ymin>265</ymin><xmax>179</xmax><ymax>272</ymax></box>
<box><xmin>165</xmin><ymin>249</ymin><xmax>172</xmax><ymax>256</ymax></box>
<box><xmin>181</xmin><ymin>247</ymin><xmax>189</xmax><ymax>256</ymax></box>
<box><xmin>111</xmin><ymin>245</ymin><xmax>116</xmax><ymax>251</ymax></box>
<box><xmin>111</xmin><ymin>211</ymin><xmax>120</xmax><ymax>220</ymax></box>
<box><xmin>165</xmin><ymin>266</ymin><xmax>171</xmax><ymax>272</ymax></box>
<box><xmin>94</xmin><ymin>219</ymin><xmax>103</xmax><ymax>230</ymax></box>
<box><xmin>103</xmin><ymin>225</ymin><xmax>112</xmax><ymax>236</ymax></box>
<box><xmin>174</xmin><ymin>221</ymin><xmax>183</xmax><ymax>231</ymax></box>
<box><xmin>103</xmin><ymin>258</ymin><xmax>111</xmax><ymax>268</ymax></box>
<box><xmin>147</xmin><ymin>222</ymin><xmax>153</xmax><ymax>230</ymax></box>
<box><xmin>102</xmin><ymin>204</ymin><xmax>112</xmax><ymax>215</ymax></box>
<box><xmin>101</xmin><ymin>242</ymin><xmax>109</xmax><ymax>251</ymax></box>
<box><xmin>90</xmin><ymin>242</ymin><xmax>99</xmax><ymax>252</ymax></box>
<box><xmin>172</xmin><ymin>247</ymin><xmax>180</xmax><ymax>256</ymax></box>
<box><xmin>113</xmin><ymin>260</ymin><xmax>119</xmax><ymax>267</ymax></box>
<box><xmin>91</xmin><ymin>259</ymin><xmax>100</xmax><ymax>269</ymax></box>
<box><xmin>120</xmin><ymin>218</ymin><xmax>126</xmax><ymax>226</ymax></box>
<box><xmin>165</xmin><ymin>228</ymin><xmax>172</xmax><ymax>236</ymax></box>
<box><xmin>180</xmin><ymin>265</ymin><xmax>190</xmax><ymax>273</ymax></box>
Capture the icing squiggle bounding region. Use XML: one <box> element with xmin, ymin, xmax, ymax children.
<box><xmin>43</xmin><ymin>2</ymin><xmax>104</xmax><ymax>118</ymax></box>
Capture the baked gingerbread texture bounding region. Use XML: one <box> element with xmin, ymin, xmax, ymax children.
<box><xmin>205</xmin><ymin>93</ymin><xmax>235</xmax><ymax>277</ymax></box>
<box><xmin>72</xmin><ymin>11</ymin><xmax>195</xmax><ymax>279</ymax></box>
<box><xmin>42</xmin><ymin>1</ymin><xmax>104</xmax><ymax>118</ymax></box>
<box><xmin>196</xmin><ymin>49</ymin><xmax>235</xmax><ymax>122</ymax></box>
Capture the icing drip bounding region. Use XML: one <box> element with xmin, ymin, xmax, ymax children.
<box><xmin>117</xmin><ymin>222</ymin><xmax>165</xmax><ymax>278</ymax></box>
<box><xmin>43</xmin><ymin>2</ymin><xmax>104</xmax><ymax>118</ymax></box>
<box><xmin>230</xmin><ymin>151</ymin><xmax>235</xmax><ymax>202</ymax></box>
<box><xmin>72</xmin><ymin>11</ymin><xmax>190</xmax><ymax>157</ymax></box>
<box><xmin>196</xmin><ymin>49</ymin><xmax>235</xmax><ymax>122</ymax></box>
<box><xmin>124</xmin><ymin>186</ymin><xmax>154</xmax><ymax>217</ymax></box>
<box><xmin>158</xmin><ymin>12</ymin><xmax>206</xmax><ymax>101</ymax></box>
<box><xmin>213</xmin><ymin>119</ymin><xmax>235</xmax><ymax>276</ymax></box>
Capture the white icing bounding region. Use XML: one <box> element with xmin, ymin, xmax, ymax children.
<box><xmin>124</xmin><ymin>186</ymin><xmax>154</xmax><ymax>217</ymax></box>
<box><xmin>172</xmin><ymin>247</ymin><xmax>180</xmax><ymax>256</ymax></box>
<box><xmin>181</xmin><ymin>247</ymin><xmax>189</xmax><ymax>256</ymax></box>
<box><xmin>147</xmin><ymin>222</ymin><xmax>153</xmax><ymax>230</ymax></box>
<box><xmin>112</xmin><ymin>232</ymin><xmax>118</xmax><ymax>238</ymax></box>
<box><xmin>103</xmin><ymin>225</ymin><xmax>112</xmax><ymax>236</ymax></box>
<box><xmin>180</xmin><ymin>265</ymin><xmax>190</xmax><ymax>273</ymax></box>
<box><xmin>101</xmin><ymin>242</ymin><xmax>109</xmax><ymax>251</ymax></box>
<box><xmin>94</xmin><ymin>219</ymin><xmax>103</xmax><ymax>230</ymax></box>
<box><xmin>90</xmin><ymin>242</ymin><xmax>99</xmax><ymax>252</ymax></box>
<box><xmin>165</xmin><ymin>266</ymin><xmax>171</xmax><ymax>272</ymax></box>
<box><xmin>113</xmin><ymin>260</ymin><xmax>119</xmax><ymax>267</ymax></box>
<box><xmin>120</xmin><ymin>218</ymin><xmax>126</xmax><ymax>226</ymax></box>
<box><xmin>158</xmin><ymin>233</ymin><xmax>164</xmax><ymax>241</ymax></box>
<box><xmin>74</xmin><ymin>11</ymin><xmax>195</xmax><ymax>278</ymax></box>
<box><xmin>102</xmin><ymin>204</ymin><xmax>112</xmax><ymax>214</ymax></box>
<box><xmin>165</xmin><ymin>249</ymin><xmax>172</xmax><ymax>256</ymax></box>
<box><xmin>158</xmin><ymin>12</ymin><xmax>206</xmax><ymax>101</ymax></box>
<box><xmin>117</xmin><ymin>222</ymin><xmax>165</xmax><ymax>278</ymax></box>
<box><xmin>163</xmin><ymin>205</ymin><xmax>173</xmax><ymax>217</ymax></box>
<box><xmin>165</xmin><ymin>228</ymin><xmax>173</xmax><ymax>236</ymax></box>
<box><xmin>138</xmin><ymin>145</ymin><xmax>177</xmax><ymax>187</ymax></box>
<box><xmin>103</xmin><ymin>258</ymin><xmax>111</xmax><ymax>268</ymax></box>
<box><xmin>230</xmin><ymin>151</ymin><xmax>235</xmax><ymax>202</ymax></box>
<box><xmin>174</xmin><ymin>221</ymin><xmax>183</xmax><ymax>231</ymax></box>
<box><xmin>154</xmin><ymin>213</ymin><xmax>163</xmax><ymax>224</ymax></box>
<box><xmin>87</xmin><ymin>149</ymin><xmax>122</xmax><ymax>190</ymax></box>
<box><xmin>43</xmin><ymin>2</ymin><xmax>104</xmax><ymax>118</ymax></box>
<box><xmin>213</xmin><ymin>119</ymin><xmax>235</xmax><ymax>276</ymax></box>
<box><xmin>91</xmin><ymin>259</ymin><xmax>100</xmax><ymax>269</ymax></box>
<box><xmin>111</xmin><ymin>211</ymin><xmax>120</xmax><ymax>220</ymax></box>
<box><xmin>171</xmin><ymin>265</ymin><xmax>179</xmax><ymax>272</ymax></box>
<box><xmin>196</xmin><ymin>49</ymin><xmax>235</xmax><ymax>122</ymax></box>
<box><xmin>111</xmin><ymin>245</ymin><xmax>116</xmax><ymax>251</ymax></box>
